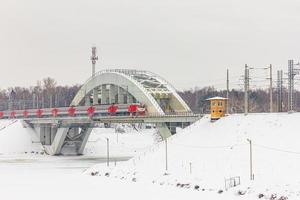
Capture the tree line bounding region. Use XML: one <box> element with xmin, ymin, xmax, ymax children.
<box><xmin>1</xmin><ymin>77</ymin><xmax>81</xmax><ymax>111</ymax></box>
<box><xmin>1</xmin><ymin>77</ymin><xmax>299</xmax><ymax>113</ymax></box>
<box><xmin>178</xmin><ymin>86</ymin><xmax>300</xmax><ymax>113</ymax></box>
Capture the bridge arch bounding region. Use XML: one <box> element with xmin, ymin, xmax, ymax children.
<box><xmin>71</xmin><ymin>69</ymin><xmax>191</xmax><ymax>115</ymax></box>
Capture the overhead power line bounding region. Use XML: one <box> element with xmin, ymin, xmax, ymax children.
<box><xmin>254</xmin><ymin>143</ymin><xmax>300</xmax><ymax>155</ymax></box>
<box><xmin>171</xmin><ymin>143</ymin><xmax>246</xmax><ymax>149</ymax></box>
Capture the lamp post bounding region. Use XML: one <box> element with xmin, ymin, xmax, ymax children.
<box><xmin>247</xmin><ymin>139</ymin><xmax>254</xmax><ymax>180</ymax></box>
<box><xmin>106</xmin><ymin>137</ymin><xmax>110</xmax><ymax>167</ymax></box>
<box><xmin>165</xmin><ymin>138</ymin><xmax>168</xmax><ymax>171</ymax></box>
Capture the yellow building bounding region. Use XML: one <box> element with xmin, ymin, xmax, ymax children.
<box><xmin>206</xmin><ymin>96</ymin><xmax>227</xmax><ymax>120</ymax></box>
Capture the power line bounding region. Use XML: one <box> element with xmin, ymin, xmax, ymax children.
<box><xmin>254</xmin><ymin>143</ymin><xmax>300</xmax><ymax>155</ymax></box>
<box><xmin>172</xmin><ymin>143</ymin><xmax>246</xmax><ymax>149</ymax></box>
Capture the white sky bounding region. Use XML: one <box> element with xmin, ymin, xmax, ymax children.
<box><xmin>1</xmin><ymin>0</ymin><xmax>300</xmax><ymax>90</ymax></box>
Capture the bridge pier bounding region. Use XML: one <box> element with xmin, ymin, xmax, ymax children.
<box><xmin>44</xmin><ymin>127</ymin><xmax>69</xmax><ymax>155</ymax></box>
<box><xmin>156</xmin><ymin>123</ymin><xmax>172</xmax><ymax>139</ymax></box>
<box><xmin>31</xmin><ymin>123</ymin><xmax>93</xmax><ymax>155</ymax></box>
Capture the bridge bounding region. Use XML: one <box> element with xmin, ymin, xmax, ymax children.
<box><xmin>4</xmin><ymin>69</ymin><xmax>200</xmax><ymax>155</ymax></box>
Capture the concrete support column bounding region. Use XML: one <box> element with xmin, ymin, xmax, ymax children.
<box><xmin>109</xmin><ymin>85</ymin><xmax>117</xmax><ymax>104</ymax></box>
<box><xmin>156</xmin><ymin>123</ymin><xmax>172</xmax><ymax>139</ymax></box>
<box><xmin>51</xmin><ymin>127</ymin><xmax>57</xmax><ymax>144</ymax></box>
<box><xmin>44</xmin><ymin>128</ymin><xmax>69</xmax><ymax>155</ymax></box>
<box><xmin>77</xmin><ymin>128</ymin><xmax>93</xmax><ymax>155</ymax></box>
<box><xmin>101</xmin><ymin>85</ymin><xmax>109</xmax><ymax>104</ymax></box>
<box><xmin>44</xmin><ymin>127</ymin><xmax>51</xmax><ymax>145</ymax></box>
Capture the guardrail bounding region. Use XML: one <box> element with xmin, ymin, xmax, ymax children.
<box><xmin>0</xmin><ymin>103</ymin><xmax>199</xmax><ymax>121</ymax></box>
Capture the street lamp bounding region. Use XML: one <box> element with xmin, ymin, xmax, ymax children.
<box><xmin>165</xmin><ymin>138</ymin><xmax>168</xmax><ymax>172</ymax></box>
<box><xmin>105</xmin><ymin>137</ymin><xmax>110</xmax><ymax>167</ymax></box>
<box><xmin>247</xmin><ymin>139</ymin><xmax>254</xmax><ymax>180</ymax></box>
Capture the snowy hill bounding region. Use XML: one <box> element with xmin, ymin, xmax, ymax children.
<box><xmin>0</xmin><ymin>120</ymin><xmax>43</xmax><ymax>154</ymax></box>
<box><xmin>87</xmin><ymin>113</ymin><xmax>300</xmax><ymax>199</ymax></box>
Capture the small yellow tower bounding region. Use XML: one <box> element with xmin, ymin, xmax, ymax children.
<box><xmin>206</xmin><ymin>96</ymin><xmax>227</xmax><ymax>120</ymax></box>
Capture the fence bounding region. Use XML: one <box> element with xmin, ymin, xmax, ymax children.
<box><xmin>224</xmin><ymin>176</ymin><xmax>240</xmax><ymax>190</ymax></box>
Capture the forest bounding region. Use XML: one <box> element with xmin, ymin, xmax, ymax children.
<box><xmin>1</xmin><ymin>77</ymin><xmax>298</xmax><ymax>113</ymax></box>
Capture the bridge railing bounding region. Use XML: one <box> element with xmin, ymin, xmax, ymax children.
<box><xmin>0</xmin><ymin>103</ymin><xmax>198</xmax><ymax>120</ymax></box>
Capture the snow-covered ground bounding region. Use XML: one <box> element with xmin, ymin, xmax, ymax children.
<box><xmin>0</xmin><ymin>120</ymin><xmax>43</xmax><ymax>154</ymax></box>
<box><xmin>0</xmin><ymin>120</ymin><xmax>168</xmax><ymax>200</ymax></box>
<box><xmin>85</xmin><ymin>124</ymin><xmax>157</xmax><ymax>158</ymax></box>
<box><xmin>2</xmin><ymin>114</ymin><xmax>300</xmax><ymax>199</ymax></box>
<box><xmin>87</xmin><ymin>113</ymin><xmax>300</xmax><ymax>200</ymax></box>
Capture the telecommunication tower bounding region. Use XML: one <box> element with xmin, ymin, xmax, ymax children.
<box><xmin>89</xmin><ymin>46</ymin><xmax>99</xmax><ymax>106</ymax></box>
<box><xmin>91</xmin><ymin>46</ymin><xmax>98</xmax><ymax>77</ymax></box>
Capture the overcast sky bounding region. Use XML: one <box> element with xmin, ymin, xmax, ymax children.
<box><xmin>1</xmin><ymin>0</ymin><xmax>300</xmax><ymax>91</ymax></box>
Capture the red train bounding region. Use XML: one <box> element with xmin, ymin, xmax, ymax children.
<box><xmin>0</xmin><ymin>103</ymin><xmax>146</xmax><ymax>119</ymax></box>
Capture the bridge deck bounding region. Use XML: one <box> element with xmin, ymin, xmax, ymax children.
<box><xmin>24</xmin><ymin>114</ymin><xmax>202</xmax><ymax>127</ymax></box>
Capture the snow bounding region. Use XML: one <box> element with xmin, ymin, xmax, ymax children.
<box><xmin>206</xmin><ymin>96</ymin><xmax>228</xmax><ymax>100</ymax></box>
<box><xmin>85</xmin><ymin>125</ymin><xmax>156</xmax><ymax>157</ymax></box>
<box><xmin>0</xmin><ymin>120</ymin><xmax>43</xmax><ymax>154</ymax></box>
<box><xmin>87</xmin><ymin>113</ymin><xmax>300</xmax><ymax>199</ymax></box>
<box><xmin>1</xmin><ymin>114</ymin><xmax>300</xmax><ymax>199</ymax></box>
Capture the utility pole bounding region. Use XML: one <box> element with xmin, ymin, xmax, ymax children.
<box><xmin>269</xmin><ymin>64</ymin><xmax>273</xmax><ymax>112</ymax></box>
<box><xmin>91</xmin><ymin>46</ymin><xmax>99</xmax><ymax>105</ymax></box>
<box><xmin>288</xmin><ymin>60</ymin><xmax>300</xmax><ymax>111</ymax></box>
<box><xmin>226</xmin><ymin>69</ymin><xmax>229</xmax><ymax>114</ymax></box>
<box><xmin>106</xmin><ymin>138</ymin><xmax>110</xmax><ymax>167</ymax></box>
<box><xmin>165</xmin><ymin>138</ymin><xmax>168</xmax><ymax>171</ymax></box>
<box><xmin>247</xmin><ymin>139</ymin><xmax>254</xmax><ymax>180</ymax></box>
<box><xmin>287</xmin><ymin>60</ymin><xmax>299</xmax><ymax>112</ymax></box>
<box><xmin>244</xmin><ymin>64</ymin><xmax>249</xmax><ymax>115</ymax></box>
<box><xmin>288</xmin><ymin>60</ymin><xmax>293</xmax><ymax>112</ymax></box>
<box><xmin>277</xmin><ymin>70</ymin><xmax>282</xmax><ymax>112</ymax></box>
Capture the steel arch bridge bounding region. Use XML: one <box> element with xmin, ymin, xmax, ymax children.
<box><xmin>73</xmin><ymin>69</ymin><xmax>191</xmax><ymax>114</ymax></box>
<box><xmin>25</xmin><ymin>69</ymin><xmax>197</xmax><ymax>155</ymax></box>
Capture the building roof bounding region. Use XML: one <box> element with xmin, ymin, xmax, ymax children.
<box><xmin>206</xmin><ymin>96</ymin><xmax>228</xmax><ymax>101</ymax></box>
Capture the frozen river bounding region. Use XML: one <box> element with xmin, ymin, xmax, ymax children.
<box><xmin>0</xmin><ymin>155</ymin><xmax>218</xmax><ymax>200</ymax></box>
